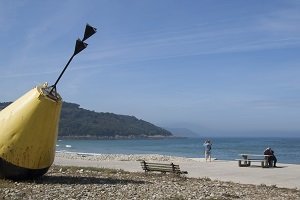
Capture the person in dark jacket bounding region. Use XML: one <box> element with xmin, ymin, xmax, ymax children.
<box><xmin>264</xmin><ymin>147</ymin><xmax>277</xmax><ymax>167</ymax></box>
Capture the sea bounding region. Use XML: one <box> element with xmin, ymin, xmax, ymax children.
<box><xmin>56</xmin><ymin>137</ymin><xmax>300</xmax><ymax>164</ymax></box>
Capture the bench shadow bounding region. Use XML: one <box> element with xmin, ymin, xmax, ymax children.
<box><xmin>23</xmin><ymin>175</ymin><xmax>147</xmax><ymax>185</ymax></box>
<box><xmin>248</xmin><ymin>165</ymin><xmax>288</xmax><ymax>169</ymax></box>
<box><xmin>273</xmin><ymin>166</ymin><xmax>287</xmax><ymax>168</ymax></box>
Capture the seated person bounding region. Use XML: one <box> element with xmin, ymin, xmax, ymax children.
<box><xmin>263</xmin><ymin>147</ymin><xmax>277</xmax><ymax>167</ymax></box>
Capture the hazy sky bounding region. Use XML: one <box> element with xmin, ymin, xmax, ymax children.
<box><xmin>1</xmin><ymin>1</ymin><xmax>300</xmax><ymax>137</ymax></box>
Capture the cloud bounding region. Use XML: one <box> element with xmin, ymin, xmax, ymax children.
<box><xmin>259</xmin><ymin>4</ymin><xmax>300</xmax><ymax>33</ymax></box>
<box><xmin>0</xmin><ymin>70</ymin><xmax>58</xmax><ymax>79</ymax></box>
<box><xmin>3</xmin><ymin>1</ymin><xmax>300</xmax><ymax>80</ymax></box>
<box><xmin>248</xmin><ymin>99</ymin><xmax>300</xmax><ymax>109</ymax></box>
<box><xmin>84</xmin><ymin>9</ymin><xmax>300</xmax><ymax>67</ymax></box>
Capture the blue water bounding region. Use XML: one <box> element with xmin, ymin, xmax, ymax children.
<box><xmin>56</xmin><ymin>137</ymin><xmax>300</xmax><ymax>164</ymax></box>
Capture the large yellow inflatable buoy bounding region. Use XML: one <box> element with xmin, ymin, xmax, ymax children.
<box><xmin>0</xmin><ymin>24</ymin><xmax>96</xmax><ymax>180</ymax></box>
<box><xmin>0</xmin><ymin>84</ymin><xmax>62</xmax><ymax>179</ymax></box>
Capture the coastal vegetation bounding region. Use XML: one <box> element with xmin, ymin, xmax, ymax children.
<box><xmin>0</xmin><ymin>102</ymin><xmax>172</xmax><ymax>139</ymax></box>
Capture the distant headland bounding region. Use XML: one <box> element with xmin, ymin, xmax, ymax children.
<box><xmin>0</xmin><ymin>102</ymin><xmax>173</xmax><ymax>139</ymax></box>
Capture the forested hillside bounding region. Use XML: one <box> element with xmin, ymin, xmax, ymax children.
<box><xmin>0</xmin><ymin>102</ymin><xmax>172</xmax><ymax>139</ymax></box>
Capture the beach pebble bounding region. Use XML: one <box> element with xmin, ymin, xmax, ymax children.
<box><xmin>56</xmin><ymin>152</ymin><xmax>194</xmax><ymax>163</ymax></box>
<box><xmin>0</xmin><ymin>154</ymin><xmax>299</xmax><ymax>199</ymax></box>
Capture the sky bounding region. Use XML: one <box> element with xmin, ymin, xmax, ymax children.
<box><xmin>1</xmin><ymin>0</ymin><xmax>300</xmax><ymax>137</ymax></box>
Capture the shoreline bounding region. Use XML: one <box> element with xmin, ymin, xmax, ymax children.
<box><xmin>57</xmin><ymin>135</ymin><xmax>184</xmax><ymax>140</ymax></box>
<box><xmin>54</xmin><ymin>151</ymin><xmax>300</xmax><ymax>190</ymax></box>
<box><xmin>55</xmin><ymin>151</ymin><xmax>201</xmax><ymax>162</ymax></box>
<box><xmin>56</xmin><ymin>137</ymin><xmax>300</xmax><ymax>165</ymax></box>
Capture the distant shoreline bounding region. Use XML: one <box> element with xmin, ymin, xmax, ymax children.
<box><xmin>58</xmin><ymin>135</ymin><xmax>186</xmax><ymax>140</ymax></box>
<box><xmin>57</xmin><ymin>136</ymin><xmax>300</xmax><ymax>139</ymax></box>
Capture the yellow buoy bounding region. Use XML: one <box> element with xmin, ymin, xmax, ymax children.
<box><xmin>0</xmin><ymin>23</ymin><xmax>96</xmax><ymax>180</ymax></box>
<box><xmin>0</xmin><ymin>84</ymin><xmax>62</xmax><ymax>179</ymax></box>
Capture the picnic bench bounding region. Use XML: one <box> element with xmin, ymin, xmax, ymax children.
<box><xmin>236</xmin><ymin>154</ymin><xmax>273</xmax><ymax>168</ymax></box>
<box><xmin>140</xmin><ymin>160</ymin><xmax>188</xmax><ymax>175</ymax></box>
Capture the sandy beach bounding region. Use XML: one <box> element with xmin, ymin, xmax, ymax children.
<box><xmin>54</xmin><ymin>152</ymin><xmax>300</xmax><ymax>190</ymax></box>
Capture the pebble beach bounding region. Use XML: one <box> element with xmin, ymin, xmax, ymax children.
<box><xmin>1</xmin><ymin>165</ymin><xmax>299</xmax><ymax>200</ymax></box>
<box><xmin>0</xmin><ymin>152</ymin><xmax>299</xmax><ymax>199</ymax></box>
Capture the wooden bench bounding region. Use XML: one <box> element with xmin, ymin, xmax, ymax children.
<box><xmin>140</xmin><ymin>160</ymin><xmax>188</xmax><ymax>175</ymax></box>
<box><xmin>236</xmin><ymin>154</ymin><xmax>272</xmax><ymax>168</ymax></box>
<box><xmin>236</xmin><ymin>159</ymin><xmax>268</xmax><ymax>167</ymax></box>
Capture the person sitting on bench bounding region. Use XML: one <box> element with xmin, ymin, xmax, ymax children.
<box><xmin>264</xmin><ymin>147</ymin><xmax>277</xmax><ymax>167</ymax></box>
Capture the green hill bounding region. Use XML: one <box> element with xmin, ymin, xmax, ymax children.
<box><xmin>0</xmin><ymin>102</ymin><xmax>172</xmax><ymax>139</ymax></box>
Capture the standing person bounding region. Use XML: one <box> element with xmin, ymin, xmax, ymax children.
<box><xmin>264</xmin><ymin>147</ymin><xmax>277</xmax><ymax>167</ymax></box>
<box><xmin>203</xmin><ymin>140</ymin><xmax>212</xmax><ymax>162</ymax></box>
